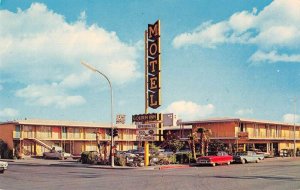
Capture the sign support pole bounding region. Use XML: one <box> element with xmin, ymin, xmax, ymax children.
<box><xmin>144</xmin><ymin>30</ymin><xmax>148</xmax><ymax>114</ymax></box>
<box><xmin>144</xmin><ymin>30</ymin><xmax>150</xmax><ymax>167</ymax></box>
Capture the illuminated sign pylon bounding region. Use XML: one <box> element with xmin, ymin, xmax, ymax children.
<box><xmin>146</xmin><ymin>20</ymin><xmax>161</xmax><ymax>109</ymax></box>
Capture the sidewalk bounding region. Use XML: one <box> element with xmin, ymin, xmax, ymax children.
<box><xmin>0</xmin><ymin>158</ymin><xmax>191</xmax><ymax>170</ymax></box>
<box><xmin>4</xmin><ymin>156</ymin><xmax>299</xmax><ymax>170</ymax></box>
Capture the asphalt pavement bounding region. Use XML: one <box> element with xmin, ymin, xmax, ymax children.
<box><xmin>1</xmin><ymin>157</ymin><xmax>300</xmax><ymax>190</ymax></box>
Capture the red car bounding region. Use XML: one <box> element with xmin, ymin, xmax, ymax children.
<box><xmin>196</xmin><ymin>151</ymin><xmax>233</xmax><ymax>167</ymax></box>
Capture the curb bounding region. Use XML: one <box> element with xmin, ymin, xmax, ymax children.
<box><xmin>88</xmin><ymin>166</ymin><xmax>139</xmax><ymax>170</ymax></box>
<box><xmin>0</xmin><ymin>159</ymin><xmax>15</xmax><ymax>163</ymax></box>
<box><xmin>158</xmin><ymin>165</ymin><xmax>190</xmax><ymax>170</ymax></box>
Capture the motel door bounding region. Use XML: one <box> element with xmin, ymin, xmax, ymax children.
<box><xmin>273</xmin><ymin>143</ymin><xmax>279</xmax><ymax>156</ymax></box>
<box><xmin>63</xmin><ymin>143</ymin><xmax>71</xmax><ymax>153</ymax></box>
<box><xmin>15</xmin><ymin>125</ymin><xmax>21</xmax><ymax>138</ymax></box>
<box><xmin>62</xmin><ymin>127</ymin><xmax>67</xmax><ymax>139</ymax></box>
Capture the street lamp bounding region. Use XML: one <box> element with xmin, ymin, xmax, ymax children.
<box><xmin>293</xmin><ymin>98</ymin><xmax>297</xmax><ymax>157</ymax></box>
<box><xmin>81</xmin><ymin>61</ymin><xmax>115</xmax><ymax>167</ymax></box>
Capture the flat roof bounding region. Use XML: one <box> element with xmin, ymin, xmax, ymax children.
<box><xmin>180</xmin><ymin>117</ymin><xmax>300</xmax><ymax>127</ymax></box>
<box><xmin>0</xmin><ymin>119</ymin><xmax>137</xmax><ymax>129</ymax></box>
<box><xmin>163</xmin><ymin>125</ymin><xmax>192</xmax><ymax>130</ymax></box>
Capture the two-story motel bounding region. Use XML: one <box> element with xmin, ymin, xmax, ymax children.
<box><xmin>1</xmin><ymin>117</ymin><xmax>300</xmax><ymax>158</ymax></box>
<box><xmin>175</xmin><ymin>118</ymin><xmax>300</xmax><ymax>155</ymax></box>
<box><xmin>0</xmin><ymin>119</ymin><xmax>137</xmax><ymax>157</ymax></box>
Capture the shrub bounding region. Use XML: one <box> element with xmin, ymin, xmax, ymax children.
<box><xmin>115</xmin><ymin>155</ymin><xmax>126</xmax><ymax>166</ymax></box>
<box><xmin>167</xmin><ymin>154</ymin><xmax>176</xmax><ymax>164</ymax></box>
<box><xmin>175</xmin><ymin>152</ymin><xmax>192</xmax><ymax>164</ymax></box>
<box><xmin>0</xmin><ymin>139</ymin><xmax>13</xmax><ymax>159</ymax></box>
<box><xmin>80</xmin><ymin>151</ymin><xmax>98</xmax><ymax>164</ymax></box>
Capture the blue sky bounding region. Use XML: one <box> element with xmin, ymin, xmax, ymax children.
<box><xmin>1</xmin><ymin>0</ymin><xmax>300</xmax><ymax>124</ymax></box>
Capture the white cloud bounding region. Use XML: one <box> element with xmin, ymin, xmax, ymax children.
<box><xmin>283</xmin><ymin>113</ymin><xmax>300</xmax><ymax>123</ymax></box>
<box><xmin>228</xmin><ymin>8</ymin><xmax>257</xmax><ymax>34</ymax></box>
<box><xmin>60</xmin><ymin>71</ymin><xmax>92</xmax><ymax>89</ymax></box>
<box><xmin>163</xmin><ymin>100</ymin><xmax>215</xmax><ymax>121</ymax></box>
<box><xmin>15</xmin><ymin>84</ymin><xmax>86</xmax><ymax>108</ymax></box>
<box><xmin>173</xmin><ymin>21</ymin><xmax>231</xmax><ymax>49</ymax></box>
<box><xmin>0</xmin><ymin>3</ymin><xmax>141</xmax><ymax>84</ymax></box>
<box><xmin>0</xmin><ymin>84</ymin><xmax>3</xmax><ymax>91</ymax></box>
<box><xmin>0</xmin><ymin>108</ymin><xmax>19</xmax><ymax>118</ymax></box>
<box><xmin>235</xmin><ymin>108</ymin><xmax>253</xmax><ymax>116</ymax></box>
<box><xmin>249</xmin><ymin>50</ymin><xmax>300</xmax><ymax>63</ymax></box>
<box><xmin>173</xmin><ymin>0</ymin><xmax>300</xmax><ymax>63</ymax></box>
<box><xmin>0</xmin><ymin>3</ymin><xmax>141</xmax><ymax>108</ymax></box>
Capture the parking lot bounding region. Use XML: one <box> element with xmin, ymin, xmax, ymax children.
<box><xmin>1</xmin><ymin>157</ymin><xmax>300</xmax><ymax>190</ymax></box>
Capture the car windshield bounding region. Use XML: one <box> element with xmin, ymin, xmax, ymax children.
<box><xmin>236</xmin><ymin>152</ymin><xmax>247</xmax><ymax>156</ymax></box>
<box><xmin>207</xmin><ymin>152</ymin><xmax>218</xmax><ymax>156</ymax></box>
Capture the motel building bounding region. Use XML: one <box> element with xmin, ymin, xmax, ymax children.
<box><xmin>0</xmin><ymin>119</ymin><xmax>137</xmax><ymax>158</ymax></box>
<box><xmin>1</xmin><ymin>116</ymin><xmax>300</xmax><ymax>158</ymax></box>
<box><xmin>170</xmin><ymin>118</ymin><xmax>300</xmax><ymax>156</ymax></box>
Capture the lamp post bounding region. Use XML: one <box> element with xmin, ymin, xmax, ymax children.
<box><xmin>81</xmin><ymin>61</ymin><xmax>115</xmax><ymax>167</ymax></box>
<box><xmin>293</xmin><ymin>98</ymin><xmax>296</xmax><ymax>157</ymax></box>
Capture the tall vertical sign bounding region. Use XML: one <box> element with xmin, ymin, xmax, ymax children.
<box><xmin>146</xmin><ymin>20</ymin><xmax>161</xmax><ymax>109</ymax></box>
<box><xmin>144</xmin><ymin>20</ymin><xmax>161</xmax><ymax>167</ymax></box>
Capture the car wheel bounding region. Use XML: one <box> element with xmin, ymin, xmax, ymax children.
<box><xmin>227</xmin><ymin>161</ymin><xmax>231</xmax><ymax>165</ymax></box>
<box><xmin>241</xmin><ymin>159</ymin><xmax>246</xmax><ymax>164</ymax></box>
<box><xmin>256</xmin><ymin>159</ymin><xmax>260</xmax><ymax>163</ymax></box>
<box><xmin>0</xmin><ymin>170</ymin><xmax>4</xmax><ymax>174</ymax></box>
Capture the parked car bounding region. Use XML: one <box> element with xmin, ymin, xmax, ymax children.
<box><xmin>280</xmin><ymin>149</ymin><xmax>293</xmax><ymax>157</ymax></box>
<box><xmin>125</xmin><ymin>149</ymin><xmax>148</xmax><ymax>157</ymax></box>
<box><xmin>196</xmin><ymin>151</ymin><xmax>233</xmax><ymax>167</ymax></box>
<box><xmin>234</xmin><ymin>151</ymin><xmax>261</xmax><ymax>164</ymax></box>
<box><xmin>0</xmin><ymin>160</ymin><xmax>8</xmax><ymax>174</ymax></box>
<box><xmin>43</xmin><ymin>149</ymin><xmax>72</xmax><ymax>160</ymax></box>
<box><xmin>252</xmin><ymin>149</ymin><xmax>271</xmax><ymax>158</ymax></box>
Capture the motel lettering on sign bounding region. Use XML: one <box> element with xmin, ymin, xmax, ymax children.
<box><xmin>147</xmin><ymin>20</ymin><xmax>161</xmax><ymax>109</ymax></box>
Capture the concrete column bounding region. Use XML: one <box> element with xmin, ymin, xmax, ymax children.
<box><xmin>267</xmin><ymin>143</ymin><xmax>270</xmax><ymax>152</ymax></box>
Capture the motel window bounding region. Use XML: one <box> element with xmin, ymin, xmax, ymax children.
<box><xmin>62</xmin><ymin>127</ymin><xmax>67</xmax><ymax>139</ymax></box>
<box><xmin>85</xmin><ymin>128</ymin><xmax>96</xmax><ymax>139</ymax></box>
<box><xmin>240</xmin><ymin>123</ymin><xmax>246</xmax><ymax>132</ymax></box>
<box><xmin>23</xmin><ymin>126</ymin><xmax>34</xmax><ymax>138</ymax></box>
<box><xmin>276</xmin><ymin>126</ymin><xmax>281</xmax><ymax>138</ymax></box>
<box><xmin>46</xmin><ymin>127</ymin><xmax>51</xmax><ymax>138</ymax></box>
<box><xmin>254</xmin><ymin>124</ymin><xmax>258</xmax><ymax>138</ymax></box>
<box><xmin>74</xmin><ymin>128</ymin><xmax>80</xmax><ymax>139</ymax></box>
<box><xmin>68</xmin><ymin>128</ymin><xmax>74</xmax><ymax>139</ymax></box>
<box><xmin>15</xmin><ymin>125</ymin><xmax>21</xmax><ymax>138</ymax></box>
<box><xmin>37</xmin><ymin>126</ymin><xmax>51</xmax><ymax>139</ymax></box>
<box><xmin>131</xmin><ymin>129</ymin><xmax>134</xmax><ymax>138</ymax></box>
<box><xmin>86</xmin><ymin>143</ymin><xmax>97</xmax><ymax>151</ymax></box>
<box><xmin>105</xmin><ymin>129</ymin><xmax>111</xmax><ymax>139</ymax></box>
<box><xmin>290</xmin><ymin>127</ymin><xmax>294</xmax><ymax>138</ymax></box>
<box><xmin>266</xmin><ymin>125</ymin><xmax>270</xmax><ymax>137</ymax></box>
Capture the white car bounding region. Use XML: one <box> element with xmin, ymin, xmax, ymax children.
<box><xmin>0</xmin><ymin>161</ymin><xmax>8</xmax><ymax>174</ymax></box>
<box><xmin>43</xmin><ymin>150</ymin><xmax>72</xmax><ymax>160</ymax></box>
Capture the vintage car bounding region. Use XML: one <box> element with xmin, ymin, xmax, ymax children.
<box><xmin>234</xmin><ymin>151</ymin><xmax>262</xmax><ymax>164</ymax></box>
<box><xmin>251</xmin><ymin>149</ymin><xmax>271</xmax><ymax>158</ymax></box>
<box><xmin>0</xmin><ymin>160</ymin><xmax>8</xmax><ymax>174</ymax></box>
<box><xmin>43</xmin><ymin>149</ymin><xmax>71</xmax><ymax>160</ymax></box>
<box><xmin>196</xmin><ymin>151</ymin><xmax>233</xmax><ymax>167</ymax></box>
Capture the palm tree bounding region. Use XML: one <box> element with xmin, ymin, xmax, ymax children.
<box><xmin>161</xmin><ymin>131</ymin><xmax>184</xmax><ymax>153</ymax></box>
<box><xmin>188</xmin><ymin>132</ymin><xmax>198</xmax><ymax>160</ymax></box>
<box><xmin>197</xmin><ymin>127</ymin><xmax>212</xmax><ymax>156</ymax></box>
